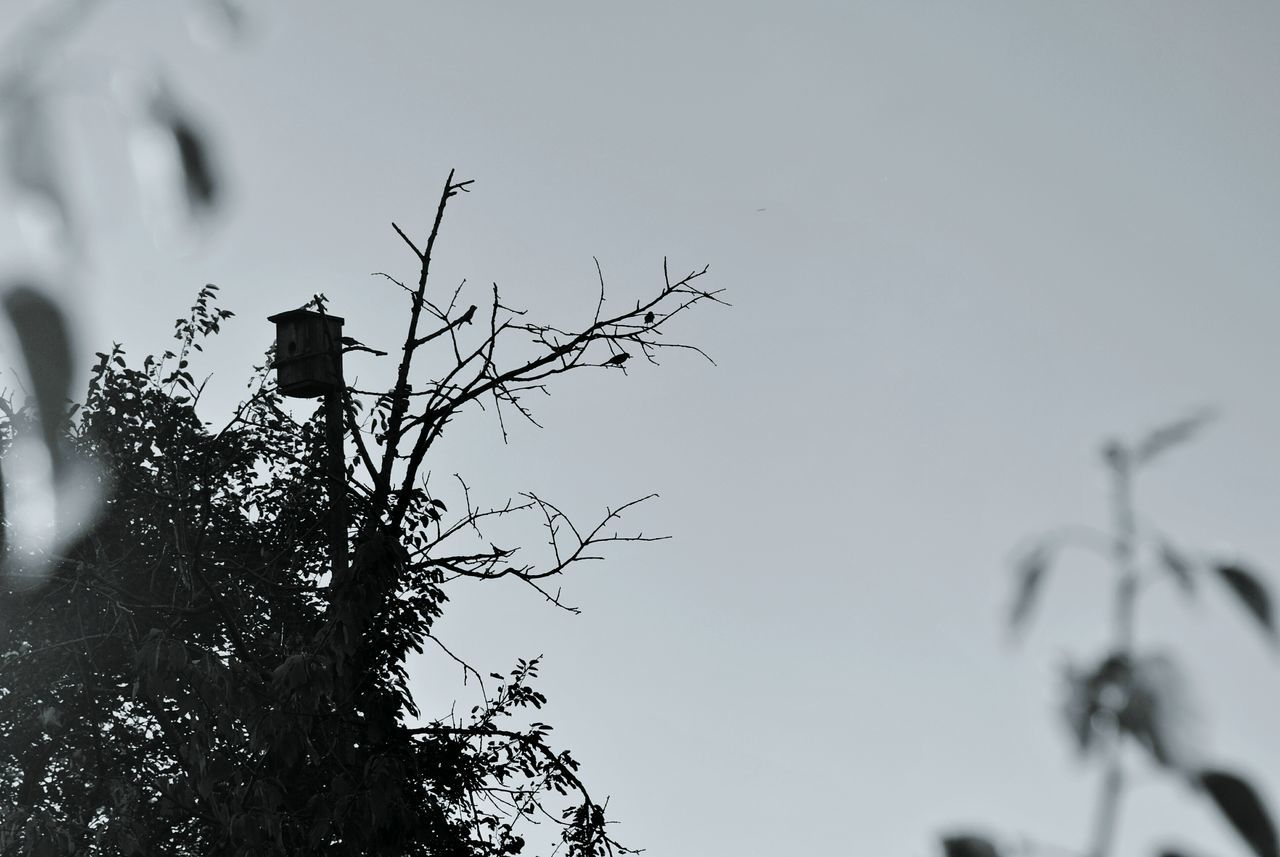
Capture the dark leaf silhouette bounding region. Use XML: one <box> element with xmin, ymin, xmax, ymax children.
<box><xmin>3</xmin><ymin>282</ymin><xmax>73</xmax><ymax>461</ymax></box>
<box><xmin>1134</xmin><ymin>409</ymin><xmax>1215</xmax><ymax>466</ymax></box>
<box><xmin>0</xmin><ymin>281</ymin><xmax>103</xmax><ymax>586</ymax></box>
<box><xmin>1121</xmin><ymin>652</ymin><xmax>1198</xmax><ymax>768</ymax></box>
<box><xmin>1199</xmin><ymin>770</ymin><xmax>1279</xmax><ymax>857</ymax></box>
<box><xmin>1008</xmin><ymin>545</ymin><xmax>1050</xmax><ymax>634</ymax></box>
<box><xmin>1060</xmin><ymin>654</ymin><xmax>1129</xmax><ymax>754</ymax></box>
<box><xmin>1160</xmin><ymin>541</ymin><xmax>1197</xmax><ymax>596</ymax></box>
<box><xmin>1213</xmin><ymin>563</ymin><xmax>1275</xmax><ymax>644</ymax></box>
<box><xmin>169</xmin><ymin>113</ymin><xmax>218</xmax><ymax>212</ymax></box>
<box><xmin>1060</xmin><ymin>663</ymin><xmax>1096</xmax><ymax>752</ymax></box>
<box><xmin>132</xmin><ymin>81</ymin><xmax>221</xmax><ymax>224</ymax></box>
<box><xmin>941</xmin><ymin>834</ymin><xmax>1001</xmax><ymax>857</ymax></box>
<box><xmin>1061</xmin><ymin>650</ymin><xmax>1198</xmax><ymax>766</ymax></box>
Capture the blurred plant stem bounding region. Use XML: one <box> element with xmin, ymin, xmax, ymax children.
<box><xmin>1087</xmin><ymin>444</ymin><xmax>1139</xmax><ymax>857</ymax></box>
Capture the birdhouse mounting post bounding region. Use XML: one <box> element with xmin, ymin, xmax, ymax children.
<box><xmin>266</xmin><ymin>308</ymin><xmax>349</xmax><ymax>582</ymax></box>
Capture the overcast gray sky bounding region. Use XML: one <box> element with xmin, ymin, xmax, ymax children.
<box><xmin>6</xmin><ymin>2</ymin><xmax>1280</xmax><ymax>855</ymax></box>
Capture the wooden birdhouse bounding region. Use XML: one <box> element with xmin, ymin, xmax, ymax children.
<box><xmin>267</xmin><ymin>308</ymin><xmax>345</xmax><ymax>398</ymax></box>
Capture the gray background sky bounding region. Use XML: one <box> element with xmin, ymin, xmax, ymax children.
<box><xmin>6</xmin><ymin>1</ymin><xmax>1280</xmax><ymax>855</ymax></box>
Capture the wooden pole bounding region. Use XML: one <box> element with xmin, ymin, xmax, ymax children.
<box><xmin>323</xmin><ymin>387</ymin><xmax>348</xmax><ymax>583</ymax></box>
<box><xmin>320</xmin><ymin>304</ymin><xmax>349</xmax><ymax>583</ymax></box>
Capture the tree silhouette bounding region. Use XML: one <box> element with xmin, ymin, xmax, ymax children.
<box><xmin>0</xmin><ymin>174</ymin><xmax>724</xmax><ymax>856</ymax></box>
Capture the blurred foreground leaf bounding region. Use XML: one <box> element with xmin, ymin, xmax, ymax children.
<box><xmin>1213</xmin><ymin>563</ymin><xmax>1275</xmax><ymax>646</ymax></box>
<box><xmin>0</xmin><ymin>281</ymin><xmax>103</xmax><ymax>588</ymax></box>
<box><xmin>1160</xmin><ymin>541</ymin><xmax>1197</xmax><ymax>597</ymax></box>
<box><xmin>1134</xmin><ymin>409</ymin><xmax>1215</xmax><ymax>467</ymax></box>
<box><xmin>1121</xmin><ymin>652</ymin><xmax>1198</xmax><ymax>768</ymax></box>
<box><xmin>1198</xmin><ymin>770</ymin><xmax>1278</xmax><ymax>857</ymax></box>
<box><xmin>186</xmin><ymin>0</ymin><xmax>247</xmax><ymax>46</ymax></box>
<box><xmin>3</xmin><ymin>281</ymin><xmax>73</xmax><ymax>462</ymax></box>
<box><xmin>1008</xmin><ymin>545</ymin><xmax>1051</xmax><ymax>635</ymax></box>
<box><xmin>130</xmin><ymin>78</ymin><xmax>221</xmax><ymax>227</ymax></box>
<box><xmin>3</xmin><ymin>89</ymin><xmax>74</xmax><ymax>257</ymax></box>
<box><xmin>1059</xmin><ymin>651</ymin><xmax>1199</xmax><ymax>768</ymax></box>
<box><xmin>941</xmin><ymin>834</ymin><xmax>1001</xmax><ymax>857</ymax></box>
<box><xmin>1061</xmin><ymin>654</ymin><xmax>1128</xmax><ymax>754</ymax></box>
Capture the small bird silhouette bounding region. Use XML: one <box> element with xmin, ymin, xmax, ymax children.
<box><xmin>644</xmin><ymin>311</ymin><xmax>655</xmax><ymax>324</ymax></box>
<box><xmin>340</xmin><ymin>336</ymin><xmax>387</xmax><ymax>357</ymax></box>
<box><xmin>606</xmin><ymin>352</ymin><xmax>630</xmax><ymax>365</ymax></box>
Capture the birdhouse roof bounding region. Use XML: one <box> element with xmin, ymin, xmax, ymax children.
<box><xmin>267</xmin><ymin>308</ymin><xmax>346</xmax><ymax>325</ymax></box>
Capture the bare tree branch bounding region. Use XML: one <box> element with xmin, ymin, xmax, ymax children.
<box><xmin>390</xmin><ymin>221</ymin><xmax>423</xmax><ymax>259</ymax></box>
